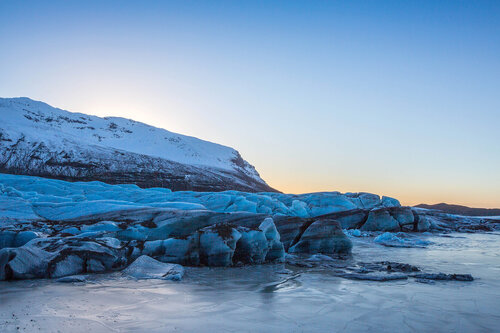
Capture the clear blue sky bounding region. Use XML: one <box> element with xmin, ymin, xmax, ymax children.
<box><xmin>1</xmin><ymin>1</ymin><xmax>499</xmax><ymax>207</ymax></box>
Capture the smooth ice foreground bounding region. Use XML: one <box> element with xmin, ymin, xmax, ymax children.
<box><xmin>1</xmin><ymin>233</ymin><xmax>498</xmax><ymax>332</ymax></box>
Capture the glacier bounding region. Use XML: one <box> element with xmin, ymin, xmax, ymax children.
<box><xmin>0</xmin><ymin>173</ymin><xmax>496</xmax><ymax>281</ymax></box>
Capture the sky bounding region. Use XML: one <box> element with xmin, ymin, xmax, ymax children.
<box><xmin>1</xmin><ymin>1</ymin><xmax>499</xmax><ymax>207</ymax></box>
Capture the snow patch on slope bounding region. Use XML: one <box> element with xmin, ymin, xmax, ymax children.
<box><xmin>0</xmin><ymin>97</ymin><xmax>260</xmax><ymax>180</ymax></box>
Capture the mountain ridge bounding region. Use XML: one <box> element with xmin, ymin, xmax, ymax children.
<box><xmin>0</xmin><ymin>97</ymin><xmax>276</xmax><ymax>192</ymax></box>
<box><xmin>415</xmin><ymin>203</ymin><xmax>500</xmax><ymax>217</ymax></box>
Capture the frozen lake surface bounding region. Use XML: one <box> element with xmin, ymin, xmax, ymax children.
<box><xmin>1</xmin><ymin>233</ymin><xmax>499</xmax><ymax>332</ymax></box>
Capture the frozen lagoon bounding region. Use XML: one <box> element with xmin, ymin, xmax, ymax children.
<box><xmin>1</xmin><ymin>232</ymin><xmax>499</xmax><ymax>332</ymax></box>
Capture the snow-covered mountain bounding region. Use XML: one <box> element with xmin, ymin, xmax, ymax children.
<box><xmin>0</xmin><ymin>97</ymin><xmax>275</xmax><ymax>192</ymax></box>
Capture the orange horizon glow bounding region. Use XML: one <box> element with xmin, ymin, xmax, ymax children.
<box><xmin>264</xmin><ymin>174</ymin><xmax>500</xmax><ymax>209</ymax></box>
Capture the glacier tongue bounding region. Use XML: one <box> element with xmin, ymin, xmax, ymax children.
<box><xmin>0</xmin><ymin>173</ymin><xmax>492</xmax><ymax>280</ymax></box>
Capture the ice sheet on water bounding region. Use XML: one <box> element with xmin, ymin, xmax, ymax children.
<box><xmin>1</xmin><ymin>233</ymin><xmax>496</xmax><ymax>332</ymax></box>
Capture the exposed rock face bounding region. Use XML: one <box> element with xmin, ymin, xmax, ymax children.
<box><xmin>0</xmin><ymin>97</ymin><xmax>275</xmax><ymax>192</ymax></box>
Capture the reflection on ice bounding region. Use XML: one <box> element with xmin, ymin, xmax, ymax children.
<box><xmin>260</xmin><ymin>273</ymin><xmax>302</xmax><ymax>293</ymax></box>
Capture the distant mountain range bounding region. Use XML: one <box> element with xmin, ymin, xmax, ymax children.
<box><xmin>0</xmin><ymin>97</ymin><xmax>276</xmax><ymax>192</ymax></box>
<box><xmin>415</xmin><ymin>203</ymin><xmax>500</xmax><ymax>217</ymax></box>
